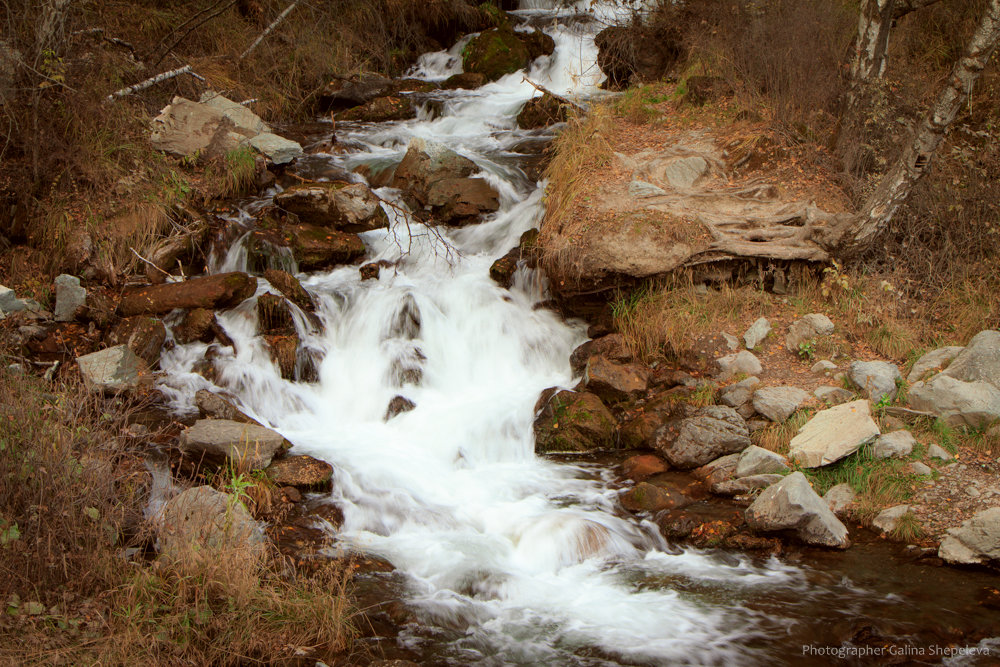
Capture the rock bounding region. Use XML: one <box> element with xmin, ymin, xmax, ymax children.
<box><xmin>873</xmin><ymin>505</ymin><xmax>911</xmax><ymax>534</ymax></box>
<box><xmin>0</xmin><ymin>285</ymin><xmax>24</xmax><ymax>315</ymax></box>
<box><xmin>940</xmin><ymin>330</ymin><xmax>1000</xmax><ymax>386</ymax></box>
<box><xmin>53</xmin><ymin>274</ymin><xmax>86</xmax><ymax>322</ymax></box>
<box><xmin>274</xmin><ymin>182</ymin><xmax>388</xmax><ymax>232</ymax></box>
<box><xmin>384</xmin><ymin>395</ymin><xmax>416</xmax><ymax>420</ymax></box>
<box><xmin>199</xmin><ymin>90</ymin><xmax>270</xmax><ymax>134</ymax></box>
<box><xmin>908</xmin><ymin>375</ymin><xmax>1000</xmax><ymax>429</ymax></box>
<box><xmin>77</xmin><ymin>345</ymin><xmax>146</xmax><ymax>393</ymax></box>
<box><xmin>693</xmin><ymin>453</ymin><xmax>740</xmax><ymax>490</ymax></box>
<box><xmin>745</xmin><ymin>472</ymin><xmax>850</xmax><ymax>548</ymax></box>
<box><xmin>462</xmin><ymin>27</ymin><xmax>530</xmax><ymax>81</ymax></box>
<box><xmin>824</xmin><ymin>483</ymin><xmax>855</xmax><ymax>515</ymax></box>
<box><xmin>257</xmin><ymin>293</ymin><xmax>295</xmax><ymax>334</ymax></box>
<box><xmin>659</xmin><ymin>156</ymin><xmax>710</xmax><ymax>190</ymax></box>
<box><xmin>735</xmin><ymin>445</ymin><xmax>789</xmax><ymax>477</ymax></box>
<box><xmin>195</xmin><ymin>390</ymin><xmax>258</xmax><ymax>425</ymax></box>
<box><xmin>442</xmin><ymin>72</ymin><xmax>487</xmax><ymax>90</ymax></box>
<box><xmin>785</xmin><ymin>313</ymin><xmax>834</xmax><ymax>353</ymax></box>
<box><xmin>263</xmin><ymin>333</ymin><xmax>300</xmax><ymax>380</ymax></box>
<box><xmin>178</xmin><ymin>419</ymin><xmax>290</xmax><ymax>470</ymax></box>
<box><xmin>105</xmin><ymin>316</ymin><xmax>166</xmax><ymax>365</ymax></box>
<box><xmin>263</xmin><ymin>269</ymin><xmax>314</xmax><ymax>312</ymax></box>
<box><xmin>594</xmin><ymin>25</ymin><xmax>680</xmax><ymax>88</ymax></box>
<box><xmin>391</xmin><ymin>138</ymin><xmax>479</xmax><ymax>204</ymax></box>
<box><xmin>621</xmin><ymin>482</ymin><xmax>693</xmax><ymax>512</ymax></box>
<box><xmin>158</xmin><ymin>486</ymin><xmax>266</xmax><ymax>566</ymax></box>
<box><xmin>318</xmin><ymin>73</ymin><xmax>395</xmax><ymax>112</ymax></box>
<box><xmin>653</xmin><ymin>405</ymin><xmax>750</xmax><ymax>469</ymax></box>
<box><xmin>533</xmin><ymin>389</ymin><xmax>616</xmax><ymax>453</ymax></box>
<box><xmin>873</xmin><ymin>430</ymin><xmax>916</xmax><ymax>459</ymax></box>
<box><xmin>848</xmin><ymin>360</ymin><xmax>902</xmax><ymax>404</ymax></box>
<box><xmin>788</xmin><ymin>400</ymin><xmax>880</xmax><ymax>468</ymax></box>
<box><xmin>907</xmin><ymin>346</ymin><xmax>964</xmax><ymax>383</ymax></box>
<box><xmin>425</xmin><ymin>177</ymin><xmax>500</xmax><ymax>224</ymax></box>
<box><xmin>337</xmin><ymin>95</ymin><xmax>415</xmax><ymax>123</ymax></box>
<box><xmin>119</xmin><ymin>272</ymin><xmax>257</xmax><ymax>316</ymax></box>
<box><xmin>743</xmin><ymin>317</ymin><xmax>771</xmax><ymax>349</ymax></box>
<box><xmin>752</xmin><ymin>386</ymin><xmax>809</xmax><ymax>423</ymax></box>
<box><xmin>908</xmin><ymin>461</ymin><xmax>932</xmax><ymax>475</ymax></box>
<box><xmin>621</xmin><ymin>454</ymin><xmax>669</xmax><ymax>481</ymax></box>
<box><xmin>570</xmin><ymin>334</ymin><xmax>632</xmax><ymax>375</ymax></box>
<box><xmin>721</xmin><ymin>332</ymin><xmax>740</xmax><ymax>351</ymax></box>
<box><xmin>264</xmin><ymin>455</ymin><xmax>334</xmax><ymax>490</ymax></box>
<box><xmin>716</xmin><ymin>350</ymin><xmax>762</xmax><ymax>379</ymax></box>
<box><xmin>248</xmin><ymin>133</ymin><xmax>302</xmax><ymax>165</ymax></box>
<box><xmin>517</xmin><ymin>92</ymin><xmax>567</xmax><ymax>129</ymax></box>
<box><xmin>620</xmin><ymin>410</ymin><xmax>671</xmax><ymax>448</ymax></box>
<box><xmin>938</xmin><ymin>508</ymin><xmax>1000</xmax><ymax>564</ymax></box>
<box><xmin>287</xmin><ymin>224</ymin><xmax>366</xmax><ymax>270</ymax></box>
<box><xmin>150</xmin><ymin>96</ymin><xmax>249</xmax><ymax>158</ymax></box>
<box><xmin>814</xmin><ymin>385</ymin><xmax>854</xmax><ymax>406</ymax></box>
<box><xmin>713</xmin><ymin>474</ymin><xmax>784</xmax><ymax>496</ymax></box>
<box><xmin>811</xmin><ymin>360</ymin><xmax>837</xmax><ymax>375</ymax></box>
<box><xmin>173</xmin><ymin>308</ymin><xmax>215</xmax><ymax>345</ymax></box>
<box><xmin>720</xmin><ymin>376</ymin><xmax>760</xmax><ymax>409</ymax></box>
<box><xmin>927</xmin><ymin>444</ymin><xmax>954</xmax><ymax>461</ymax></box>
<box><xmin>583</xmin><ymin>356</ymin><xmax>648</xmax><ymax>403</ymax></box>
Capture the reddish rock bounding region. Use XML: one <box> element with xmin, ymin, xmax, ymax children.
<box><xmin>119</xmin><ymin>272</ymin><xmax>257</xmax><ymax>316</ymax></box>
<box><xmin>287</xmin><ymin>224</ymin><xmax>366</xmax><ymax>270</ymax></box>
<box><xmin>533</xmin><ymin>389</ymin><xmax>617</xmax><ymax>453</ymax></box>
<box><xmin>173</xmin><ymin>308</ymin><xmax>215</xmax><ymax>345</ymax></box>
<box><xmin>426</xmin><ymin>177</ymin><xmax>500</xmax><ymax>224</ymax></box>
<box><xmin>621</xmin><ymin>482</ymin><xmax>693</xmax><ymax>512</ymax></box>
<box><xmin>265</xmin><ymin>455</ymin><xmax>334</xmax><ymax>490</ymax></box>
<box><xmin>105</xmin><ymin>316</ymin><xmax>166</xmax><ymax>365</ymax></box>
<box><xmin>263</xmin><ymin>269</ymin><xmax>314</xmax><ymax>312</ymax></box>
<box><xmin>621</xmin><ymin>454</ymin><xmax>669</xmax><ymax>481</ymax></box>
<box><xmin>257</xmin><ymin>293</ymin><xmax>295</xmax><ymax>334</ymax></box>
<box><xmin>570</xmin><ymin>334</ymin><xmax>632</xmax><ymax>375</ymax></box>
<box><xmin>583</xmin><ymin>356</ymin><xmax>648</xmax><ymax>403</ymax></box>
<box><xmin>195</xmin><ymin>389</ymin><xmax>259</xmax><ymax>425</ymax></box>
<box><xmin>619</xmin><ymin>411</ymin><xmax>668</xmax><ymax>448</ymax></box>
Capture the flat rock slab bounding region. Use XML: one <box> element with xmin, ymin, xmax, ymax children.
<box><xmin>178</xmin><ymin>419</ymin><xmax>289</xmax><ymax>470</ymax></box>
<box><xmin>736</xmin><ymin>445</ymin><xmax>789</xmax><ymax>478</ymax></box>
<box><xmin>77</xmin><ymin>345</ymin><xmax>146</xmax><ymax>393</ymax></box>
<box><xmin>938</xmin><ymin>507</ymin><xmax>1000</xmax><ymax>565</ymax></box>
<box><xmin>273</xmin><ymin>182</ymin><xmax>388</xmax><ymax>232</ymax></box>
<box><xmin>788</xmin><ymin>399</ymin><xmax>880</xmax><ymax>468</ymax></box>
<box><xmin>119</xmin><ymin>272</ymin><xmax>257</xmax><ymax>316</ymax></box>
<box><xmin>745</xmin><ymin>472</ymin><xmax>850</xmax><ymax>548</ymax></box>
<box><xmin>849</xmin><ymin>360</ymin><xmax>902</xmax><ymax>404</ymax></box>
<box><xmin>248</xmin><ymin>132</ymin><xmax>302</xmax><ymax>165</ymax></box>
<box><xmin>720</xmin><ymin>376</ymin><xmax>760</xmax><ymax>408</ymax></box>
<box><xmin>265</xmin><ymin>455</ymin><xmax>334</xmax><ymax>489</ymax></box>
<box><xmin>752</xmin><ymin>386</ymin><xmax>809</xmax><ymax>422</ymax></box>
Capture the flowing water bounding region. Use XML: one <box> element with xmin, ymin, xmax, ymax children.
<box><xmin>158</xmin><ymin>2</ymin><xmax>1000</xmax><ymax>665</ymax></box>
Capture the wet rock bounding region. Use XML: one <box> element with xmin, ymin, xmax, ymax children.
<box><xmin>264</xmin><ymin>334</ymin><xmax>299</xmax><ymax>380</ymax></box>
<box><xmin>77</xmin><ymin>345</ymin><xmax>147</xmax><ymax>394</ymax></box>
<box><xmin>158</xmin><ymin>485</ymin><xmax>266</xmax><ymax>566</ymax></box>
<box><xmin>621</xmin><ymin>454</ymin><xmax>669</xmax><ymax>481</ymax></box>
<box><xmin>287</xmin><ymin>224</ymin><xmax>366</xmax><ymax>270</ymax></box>
<box><xmin>693</xmin><ymin>452</ymin><xmax>740</xmax><ymax>491</ymax></box>
<box><xmin>517</xmin><ymin>92</ymin><xmax>567</xmax><ymax>129</ymax></box>
<box><xmin>248</xmin><ymin>132</ymin><xmax>303</xmax><ymax>165</ymax></box>
<box><xmin>257</xmin><ymin>293</ymin><xmax>295</xmax><ymax>334</ymax></box>
<box><xmin>263</xmin><ymin>269</ymin><xmax>314</xmax><ymax>312</ymax></box>
<box><xmin>653</xmin><ymin>405</ymin><xmax>750</xmax><ymax>469</ymax></box>
<box><xmin>54</xmin><ymin>274</ymin><xmax>86</xmax><ymax>322</ymax></box>
<box><xmin>785</xmin><ymin>313</ymin><xmax>834</xmax><ymax>353</ymax></box>
<box><xmin>743</xmin><ymin>317</ymin><xmax>770</xmax><ymax>349</ymax></box>
<box><xmin>745</xmin><ymin>472</ymin><xmax>850</xmax><ymax>549</ymax></box>
<box><xmin>583</xmin><ymin>356</ymin><xmax>649</xmax><ymax>403</ymax></box>
<box><xmin>489</xmin><ymin>247</ymin><xmax>520</xmax><ymax>288</ymax></box>
<box><xmin>907</xmin><ymin>346</ymin><xmax>964</xmax><ymax>383</ymax></box>
<box><xmin>873</xmin><ymin>430</ymin><xmax>916</xmax><ymax>459</ymax></box>
<box><xmin>337</xmin><ymin>95</ymin><xmax>415</xmax><ymax>123</ymax></box>
<box><xmin>106</xmin><ymin>316</ymin><xmax>166</xmax><ymax>366</ymax></box>
<box><xmin>442</xmin><ymin>72</ymin><xmax>487</xmax><ymax>90</ymax></box>
<box><xmin>752</xmin><ymin>386</ymin><xmax>809</xmax><ymax>423</ymax></box>
<box><xmin>873</xmin><ymin>505</ymin><xmax>911</xmax><ymax>535</ymax></box>
<box><xmin>824</xmin><ymin>483</ymin><xmax>855</xmax><ymax>516</ymax></box>
<box><xmin>713</xmin><ymin>474</ymin><xmax>784</xmax><ymax>497</ymax></box>
<box><xmin>119</xmin><ymin>272</ymin><xmax>257</xmax><ymax>316</ymax></box>
<box><xmin>619</xmin><ymin>410</ymin><xmax>671</xmax><ymax>448</ymax></box>
<box><xmin>621</xmin><ymin>482</ymin><xmax>693</xmax><ymax>512</ymax></box>
<box><xmin>173</xmin><ymin>308</ymin><xmax>215</xmax><ymax>345</ymax></box>
<box><xmin>814</xmin><ymin>385</ymin><xmax>854</xmax><ymax>406</ymax></box>
<box><xmin>570</xmin><ymin>334</ymin><xmax>632</xmax><ymax>375</ymax></box>
<box><xmin>384</xmin><ymin>395</ymin><xmax>416</xmax><ymax>420</ymax></box>
<box><xmin>788</xmin><ymin>400</ymin><xmax>880</xmax><ymax>468</ymax></box>
<box><xmin>273</xmin><ymin>182</ymin><xmax>389</xmax><ymax>232</ymax></box>
<box><xmin>425</xmin><ymin>176</ymin><xmax>500</xmax><ymax>224</ymax></box>
<box><xmin>849</xmin><ymin>360</ymin><xmax>902</xmax><ymax>404</ymax></box>
<box><xmin>938</xmin><ymin>507</ymin><xmax>1000</xmax><ymax>565</ymax></box>
<box><xmin>927</xmin><ymin>444</ymin><xmax>954</xmax><ymax>461</ymax></box>
<box><xmin>735</xmin><ymin>445</ymin><xmax>789</xmax><ymax>478</ymax></box>
<box><xmin>264</xmin><ymin>455</ymin><xmax>334</xmax><ymax>490</ymax></box>
<box><xmin>391</xmin><ymin>137</ymin><xmax>478</xmax><ymax>203</ymax></box>
<box><xmin>195</xmin><ymin>390</ymin><xmax>256</xmax><ymax>425</ymax></box>
<box><xmin>360</xmin><ymin>260</ymin><xmax>395</xmax><ymax>281</ymax></box>
<box><xmin>716</xmin><ymin>350</ymin><xmax>762</xmax><ymax>380</ymax></box>
<box><xmin>533</xmin><ymin>389</ymin><xmax>616</xmax><ymax>453</ymax></box>
<box><xmin>178</xmin><ymin>419</ymin><xmax>290</xmax><ymax>470</ymax></box>
<box><xmin>318</xmin><ymin>73</ymin><xmax>395</xmax><ymax>112</ymax></box>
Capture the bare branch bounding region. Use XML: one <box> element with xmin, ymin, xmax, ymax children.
<box><xmin>240</xmin><ymin>1</ymin><xmax>302</xmax><ymax>61</ymax></box>
<box><xmin>105</xmin><ymin>65</ymin><xmax>204</xmax><ymax>101</ymax></box>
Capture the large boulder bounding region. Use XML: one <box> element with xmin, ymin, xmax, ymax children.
<box><xmin>178</xmin><ymin>419</ymin><xmax>290</xmax><ymax>470</ymax></box>
<box><xmin>247</xmin><ymin>133</ymin><xmax>303</xmax><ymax>165</ymax></box>
<box><xmin>425</xmin><ymin>177</ymin><xmax>501</xmax><ymax>224</ymax></box>
<box><xmin>788</xmin><ymin>400</ymin><xmax>880</xmax><ymax>468</ymax></box>
<box><xmin>652</xmin><ymin>405</ymin><xmax>750</xmax><ymax>469</ymax></box>
<box><xmin>940</xmin><ymin>330</ymin><xmax>1000</xmax><ymax>385</ymax></box>
<box><xmin>752</xmin><ymin>386</ymin><xmax>809</xmax><ymax>423</ymax></box>
<box><xmin>785</xmin><ymin>313</ymin><xmax>834</xmax><ymax>353</ymax></box>
<box><xmin>849</xmin><ymin>360</ymin><xmax>902</xmax><ymax>404</ymax></box>
<box><xmin>907</xmin><ymin>346</ymin><xmax>964</xmax><ymax>383</ymax></box>
<box><xmin>569</xmin><ymin>333</ymin><xmax>631</xmax><ymax>375</ymax></box>
<box><xmin>119</xmin><ymin>272</ymin><xmax>257</xmax><ymax>316</ymax></box>
<box><xmin>583</xmin><ymin>356</ymin><xmax>649</xmax><ymax>403</ymax></box>
<box><xmin>287</xmin><ymin>224</ymin><xmax>366</xmax><ymax>270</ymax></box>
<box><xmin>621</xmin><ymin>482</ymin><xmax>693</xmax><ymax>512</ymax></box>
<box><xmin>195</xmin><ymin>390</ymin><xmax>258</xmax><ymax>425</ymax></box>
<box><xmin>938</xmin><ymin>507</ymin><xmax>1000</xmax><ymax>565</ymax></box>
<box><xmin>274</xmin><ymin>182</ymin><xmax>388</xmax><ymax>232</ymax></box>
<box><xmin>462</xmin><ymin>27</ymin><xmax>530</xmax><ymax>81</ymax></box>
<box><xmin>745</xmin><ymin>472</ymin><xmax>850</xmax><ymax>548</ymax></box>
<box><xmin>533</xmin><ymin>389</ymin><xmax>616</xmax><ymax>453</ymax></box>
<box><xmin>318</xmin><ymin>73</ymin><xmax>395</xmax><ymax>112</ymax></box>
<box><xmin>77</xmin><ymin>345</ymin><xmax>147</xmax><ymax>393</ymax></box>
<box><xmin>158</xmin><ymin>485</ymin><xmax>266</xmax><ymax>567</ymax></box>
<box><xmin>909</xmin><ymin>331</ymin><xmax>1000</xmax><ymax>428</ymax></box>
<box><xmin>337</xmin><ymin>95</ymin><xmax>416</xmax><ymax>123</ymax></box>
<box><xmin>151</xmin><ymin>96</ymin><xmax>250</xmax><ymax>158</ymax></box>
<box><xmin>199</xmin><ymin>90</ymin><xmax>270</xmax><ymax>134</ymax></box>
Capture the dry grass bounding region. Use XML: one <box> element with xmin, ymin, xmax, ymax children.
<box><xmin>752</xmin><ymin>410</ymin><xmax>813</xmax><ymax>455</ymax></box>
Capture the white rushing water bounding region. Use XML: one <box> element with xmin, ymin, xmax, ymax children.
<box><xmin>158</xmin><ymin>3</ymin><xmax>812</xmax><ymax>664</ymax></box>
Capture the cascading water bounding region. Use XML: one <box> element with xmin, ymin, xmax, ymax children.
<box><xmin>156</xmin><ymin>2</ymin><xmax>1000</xmax><ymax>665</ymax></box>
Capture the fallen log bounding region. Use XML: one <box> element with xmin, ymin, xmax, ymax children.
<box><xmin>119</xmin><ymin>272</ymin><xmax>257</xmax><ymax>316</ymax></box>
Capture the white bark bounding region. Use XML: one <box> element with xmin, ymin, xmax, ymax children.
<box><xmin>105</xmin><ymin>65</ymin><xmax>205</xmax><ymax>101</ymax></box>
<box><xmin>239</xmin><ymin>0</ymin><xmax>301</xmax><ymax>61</ymax></box>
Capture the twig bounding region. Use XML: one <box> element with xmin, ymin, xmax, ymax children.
<box><xmin>106</xmin><ymin>65</ymin><xmax>202</xmax><ymax>101</ymax></box>
<box><xmin>130</xmin><ymin>247</ymin><xmax>175</xmax><ymax>280</ymax></box>
<box><xmin>73</xmin><ymin>27</ymin><xmax>137</xmax><ymax>54</ymax></box>
<box><xmin>521</xmin><ymin>76</ymin><xmax>587</xmax><ymax>112</ymax></box>
<box><xmin>151</xmin><ymin>0</ymin><xmax>239</xmax><ymax>69</ymax></box>
<box><xmin>240</xmin><ymin>0</ymin><xmax>302</xmax><ymax>61</ymax></box>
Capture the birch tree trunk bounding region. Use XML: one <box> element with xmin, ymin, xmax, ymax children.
<box><xmin>851</xmin><ymin>0</ymin><xmax>898</xmax><ymax>84</ymax></box>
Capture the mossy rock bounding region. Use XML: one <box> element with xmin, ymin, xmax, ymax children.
<box><xmin>533</xmin><ymin>389</ymin><xmax>617</xmax><ymax>453</ymax></box>
<box><xmin>462</xmin><ymin>27</ymin><xmax>529</xmax><ymax>82</ymax></box>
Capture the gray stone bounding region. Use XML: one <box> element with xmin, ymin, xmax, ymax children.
<box><xmin>696</xmin><ymin>453</ymin><xmax>741</xmax><ymax>492</ymax></box>
<box><xmin>713</xmin><ymin>474</ymin><xmax>784</xmax><ymax>496</ymax></box>
<box><xmin>735</xmin><ymin>445</ymin><xmax>789</xmax><ymax>477</ymax></box>
<box><xmin>873</xmin><ymin>430</ymin><xmax>917</xmax><ymax>459</ymax></box>
<box><xmin>814</xmin><ymin>385</ymin><xmax>854</xmax><ymax>406</ymax></box>
<box><xmin>938</xmin><ymin>507</ymin><xmax>1000</xmax><ymax>565</ymax></box>
<box><xmin>909</xmin><ymin>374</ymin><xmax>1000</xmax><ymax>429</ymax></box>
<box><xmin>54</xmin><ymin>274</ymin><xmax>86</xmax><ymax>322</ymax></box>
<box><xmin>927</xmin><ymin>444</ymin><xmax>954</xmax><ymax>461</ymax></box>
<box><xmin>967</xmin><ymin>486</ymin><xmax>981</xmax><ymax>498</ymax></box>
<box><xmin>0</xmin><ymin>284</ymin><xmax>33</xmax><ymax>316</ymax></box>
<box><xmin>785</xmin><ymin>313</ymin><xmax>835</xmax><ymax>353</ymax></box>
<box><xmin>158</xmin><ymin>485</ymin><xmax>266</xmax><ymax>566</ymax></box>
<box><xmin>873</xmin><ymin>505</ymin><xmax>911</xmax><ymax>534</ymax></box>
<box><xmin>907</xmin><ymin>346</ymin><xmax>964</xmax><ymax>383</ymax></box>
<box><xmin>721</xmin><ymin>332</ymin><xmax>740</xmax><ymax>351</ymax></box>
<box><xmin>720</xmin><ymin>376</ymin><xmax>759</xmax><ymax>409</ymax></box>
<box><xmin>811</xmin><ymin>360</ymin><xmax>837</xmax><ymax>375</ymax></box>
<box><xmin>248</xmin><ymin>132</ymin><xmax>303</xmax><ymax>165</ymax></box>
<box><xmin>151</xmin><ymin>96</ymin><xmax>249</xmax><ymax>157</ymax></box>
<box><xmin>653</xmin><ymin>405</ymin><xmax>750</xmax><ymax>469</ymax></box>
<box><xmin>788</xmin><ymin>400</ymin><xmax>880</xmax><ymax>468</ymax></box>
<box><xmin>849</xmin><ymin>360</ymin><xmax>902</xmax><ymax>404</ymax></box>
<box><xmin>752</xmin><ymin>386</ymin><xmax>809</xmax><ymax>423</ymax></box>
<box><xmin>199</xmin><ymin>91</ymin><xmax>270</xmax><ymax>135</ymax></box>
<box><xmin>716</xmin><ymin>350</ymin><xmax>762</xmax><ymax>379</ymax></box>
<box><xmin>941</xmin><ymin>330</ymin><xmax>1000</xmax><ymax>387</ymax></box>
<box><xmin>178</xmin><ymin>419</ymin><xmax>289</xmax><ymax>470</ymax></box>
<box><xmin>908</xmin><ymin>461</ymin><xmax>932</xmax><ymax>475</ymax></box>
<box><xmin>77</xmin><ymin>345</ymin><xmax>146</xmax><ymax>393</ymax></box>
<box><xmin>195</xmin><ymin>390</ymin><xmax>258</xmax><ymax>425</ymax></box>
<box><xmin>659</xmin><ymin>155</ymin><xmax>709</xmax><ymax>190</ymax></box>
<box><xmin>273</xmin><ymin>182</ymin><xmax>388</xmax><ymax>232</ymax></box>
<box><xmin>743</xmin><ymin>317</ymin><xmax>771</xmax><ymax>350</ymax></box>
<box><xmin>628</xmin><ymin>180</ymin><xmax>667</xmax><ymax>197</ymax></box>
<box><xmin>745</xmin><ymin>472</ymin><xmax>850</xmax><ymax>548</ymax></box>
<box><xmin>824</xmin><ymin>483</ymin><xmax>855</xmax><ymax>516</ymax></box>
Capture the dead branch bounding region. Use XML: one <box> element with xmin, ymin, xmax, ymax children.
<box><xmin>240</xmin><ymin>0</ymin><xmax>302</xmax><ymax>61</ymax></box>
<box><xmin>106</xmin><ymin>65</ymin><xmax>205</xmax><ymax>101</ymax></box>
<box><xmin>522</xmin><ymin>77</ymin><xmax>587</xmax><ymax>112</ymax></box>
<box><xmin>151</xmin><ymin>0</ymin><xmax>239</xmax><ymax>69</ymax></box>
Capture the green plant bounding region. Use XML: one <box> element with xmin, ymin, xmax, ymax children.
<box><xmin>890</xmin><ymin>511</ymin><xmax>924</xmax><ymax>542</ymax></box>
<box><xmin>797</xmin><ymin>339</ymin><xmax>816</xmax><ymax>360</ymax></box>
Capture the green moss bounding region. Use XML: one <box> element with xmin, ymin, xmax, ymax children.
<box><xmin>462</xmin><ymin>28</ymin><xmax>528</xmax><ymax>82</ymax></box>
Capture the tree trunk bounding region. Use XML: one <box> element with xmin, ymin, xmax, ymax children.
<box><xmin>832</xmin><ymin>0</ymin><xmax>1000</xmax><ymax>254</ymax></box>
<box><xmin>851</xmin><ymin>0</ymin><xmax>897</xmax><ymax>84</ymax></box>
